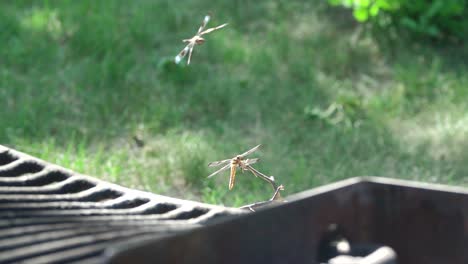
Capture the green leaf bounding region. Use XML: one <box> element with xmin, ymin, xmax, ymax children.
<box><xmin>356</xmin><ymin>0</ymin><xmax>371</xmax><ymax>8</ymax></box>
<box><xmin>425</xmin><ymin>25</ymin><xmax>440</xmax><ymax>37</ymax></box>
<box><xmin>353</xmin><ymin>8</ymin><xmax>369</xmax><ymax>22</ymax></box>
<box><xmin>422</xmin><ymin>0</ymin><xmax>444</xmax><ymax>20</ymax></box>
<box><xmin>400</xmin><ymin>17</ymin><xmax>419</xmax><ymax>31</ymax></box>
<box><xmin>327</xmin><ymin>0</ymin><xmax>342</xmax><ymax>6</ymax></box>
<box><xmin>369</xmin><ymin>4</ymin><xmax>380</xmax><ymax>17</ymax></box>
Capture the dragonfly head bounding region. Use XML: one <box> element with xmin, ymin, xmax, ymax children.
<box><xmin>195</xmin><ymin>37</ymin><xmax>205</xmax><ymax>45</ymax></box>
<box><xmin>232</xmin><ymin>156</ymin><xmax>242</xmax><ymax>164</ymax></box>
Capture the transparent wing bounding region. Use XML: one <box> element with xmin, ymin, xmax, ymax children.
<box><xmin>197</xmin><ymin>15</ymin><xmax>211</xmax><ymax>34</ymax></box>
<box><xmin>239</xmin><ymin>144</ymin><xmax>261</xmax><ymax>158</ymax></box>
<box><xmin>208</xmin><ymin>158</ymin><xmax>231</xmax><ymax>167</ymax></box>
<box><xmin>200</xmin><ymin>23</ymin><xmax>228</xmax><ymax>36</ymax></box>
<box><xmin>207</xmin><ymin>163</ymin><xmax>230</xmax><ymax>178</ymax></box>
<box><xmin>243</xmin><ymin>158</ymin><xmax>259</xmax><ymax>166</ymax></box>
<box><xmin>174</xmin><ymin>43</ymin><xmax>192</xmax><ymax>64</ymax></box>
<box><xmin>187</xmin><ymin>45</ymin><xmax>194</xmax><ymax>65</ymax></box>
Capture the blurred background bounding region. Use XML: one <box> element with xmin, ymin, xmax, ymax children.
<box><xmin>1</xmin><ymin>0</ymin><xmax>467</xmax><ymax>207</ymax></box>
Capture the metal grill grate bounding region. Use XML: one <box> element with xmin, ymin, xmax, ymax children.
<box><xmin>0</xmin><ymin>145</ymin><xmax>242</xmax><ymax>263</ymax></box>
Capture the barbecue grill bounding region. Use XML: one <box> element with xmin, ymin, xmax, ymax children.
<box><xmin>1</xmin><ymin>144</ymin><xmax>467</xmax><ymax>264</ymax></box>
<box><xmin>0</xmin><ymin>145</ymin><xmax>242</xmax><ymax>263</ymax></box>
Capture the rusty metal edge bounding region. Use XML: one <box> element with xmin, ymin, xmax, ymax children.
<box><xmin>286</xmin><ymin>176</ymin><xmax>468</xmax><ymax>203</ymax></box>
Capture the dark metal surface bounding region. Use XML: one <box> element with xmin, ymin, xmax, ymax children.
<box><xmin>0</xmin><ymin>145</ymin><xmax>243</xmax><ymax>263</ymax></box>
<box><xmin>109</xmin><ymin>177</ymin><xmax>468</xmax><ymax>264</ymax></box>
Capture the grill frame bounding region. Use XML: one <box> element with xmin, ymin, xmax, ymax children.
<box><xmin>109</xmin><ymin>177</ymin><xmax>468</xmax><ymax>264</ymax></box>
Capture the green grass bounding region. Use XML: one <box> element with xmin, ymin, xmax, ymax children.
<box><xmin>1</xmin><ymin>0</ymin><xmax>467</xmax><ymax>207</ymax></box>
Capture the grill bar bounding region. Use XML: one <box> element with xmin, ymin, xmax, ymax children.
<box><xmin>0</xmin><ymin>188</ymin><xmax>124</xmax><ymax>202</ymax></box>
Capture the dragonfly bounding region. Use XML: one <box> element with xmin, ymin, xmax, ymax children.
<box><xmin>174</xmin><ymin>14</ymin><xmax>228</xmax><ymax>65</ymax></box>
<box><xmin>207</xmin><ymin>144</ymin><xmax>261</xmax><ymax>190</ymax></box>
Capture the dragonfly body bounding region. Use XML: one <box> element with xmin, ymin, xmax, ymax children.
<box><xmin>228</xmin><ymin>155</ymin><xmax>251</xmax><ymax>190</ymax></box>
<box><xmin>208</xmin><ymin>145</ymin><xmax>261</xmax><ymax>190</ymax></box>
<box><xmin>183</xmin><ymin>35</ymin><xmax>205</xmax><ymax>45</ymax></box>
<box><xmin>229</xmin><ymin>159</ymin><xmax>238</xmax><ymax>190</ymax></box>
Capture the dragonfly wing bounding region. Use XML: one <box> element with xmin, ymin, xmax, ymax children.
<box><xmin>228</xmin><ymin>164</ymin><xmax>237</xmax><ymax>190</ymax></box>
<box><xmin>175</xmin><ymin>44</ymin><xmax>192</xmax><ymax>64</ymax></box>
<box><xmin>187</xmin><ymin>45</ymin><xmax>194</xmax><ymax>65</ymax></box>
<box><xmin>200</xmin><ymin>23</ymin><xmax>228</xmax><ymax>36</ymax></box>
<box><xmin>207</xmin><ymin>163</ymin><xmax>230</xmax><ymax>178</ymax></box>
<box><xmin>245</xmin><ymin>165</ymin><xmax>259</xmax><ymax>177</ymax></box>
<box><xmin>208</xmin><ymin>159</ymin><xmax>231</xmax><ymax>167</ymax></box>
<box><xmin>197</xmin><ymin>15</ymin><xmax>211</xmax><ymax>34</ymax></box>
<box><xmin>239</xmin><ymin>144</ymin><xmax>261</xmax><ymax>158</ymax></box>
<box><xmin>244</xmin><ymin>158</ymin><xmax>259</xmax><ymax>166</ymax></box>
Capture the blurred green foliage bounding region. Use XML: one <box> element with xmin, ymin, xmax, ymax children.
<box><xmin>328</xmin><ymin>0</ymin><xmax>467</xmax><ymax>38</ymax></box>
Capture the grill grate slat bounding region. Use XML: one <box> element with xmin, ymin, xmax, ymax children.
<box><xmin>0</xmin><ymin>145</ymin><xmax>242</xmax><ymax>263</ymax></box>
<box><xmin>0</xmin><ymin>160</ymin><xmax>44</xmax><ymax>177</ymax></box>
<box><xmin>0</xmin><ymin>197</ymin><xmax>150</xmax><ymax>210</ymax></box>
<box><xmin>0</xmin><ymin>170</ymin><xmax>70</xmax><ymax>187</ymax></box>
<box><xmin>0</xmin><ymin>227</ymin><xmax>186</xmax><ymax>263</ymax></box>
<box><xmin>0</xmin><ymin>151</ymin><xmax>18</xmax><ymax>166</ymax></box>
<box><xmin>0</xmin><ymin>189</ymin><xmax>117</xmax><ymax>203</ymax></box>
<box><xmin>0</xmin><ymin>178</ymin><xmax>97</xmax><ymax>194</ymax></box>
<box><xmin>23</xmin><ymin>234</ymin><xmax>163</xmax><ymax>264</ymax></box>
